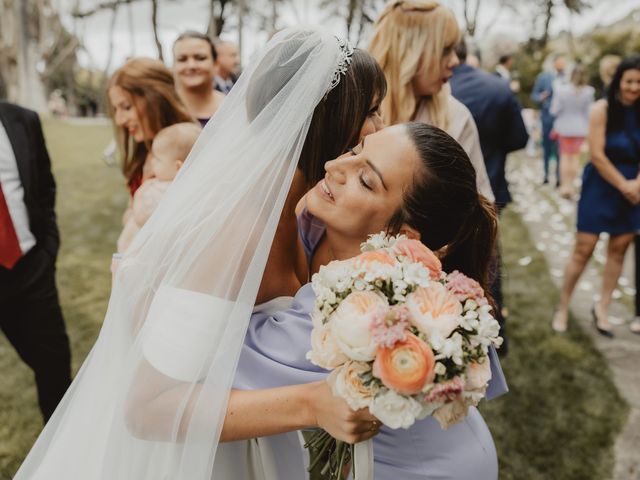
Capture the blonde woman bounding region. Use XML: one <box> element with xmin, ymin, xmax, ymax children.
<box><xmin>369</xmin><ymin>0</ymin><xmax>494</xmax><ymax>202</ymax></box>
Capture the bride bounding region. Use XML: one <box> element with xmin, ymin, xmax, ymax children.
<box><xmin>14</xmin><ymin>27</ymin><xmax>388</xmax><ymax>480</ymax></box>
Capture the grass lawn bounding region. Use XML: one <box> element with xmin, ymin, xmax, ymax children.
<box><xmin>0</xmin><ymin>119</ymin><xmax>628</xmax><ymax>479</ymax></box>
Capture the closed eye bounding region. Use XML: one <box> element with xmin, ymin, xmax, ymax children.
<box><xmin>360</xmin><ymin>175</ymin><xmax>372</xmax><ymax>190</ymax></box>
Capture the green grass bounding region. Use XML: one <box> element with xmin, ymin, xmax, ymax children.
<box><xmin>481</xmin><ymin>208</ymin><xmax>629</xmax><ymax>479</ymax></box>
<box><xmin>0</xmin><ymin>120</ymin><xmax>629</xmax><ymax>479</ymax></box>
<box><xmin>0</xmin><ymin>118</ymin><xmax>125</xmax><ymax>478</ymax></box>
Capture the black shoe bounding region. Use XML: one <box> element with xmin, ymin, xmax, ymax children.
<box><xmin>542</xmin><ymin>178</ymin><xmax>549</xmax><ymax>185</ymax></box>
<box><xmin>591</xmin><ymin>306</ymin><xmax>614</xmax><ymax>338</ymax></box>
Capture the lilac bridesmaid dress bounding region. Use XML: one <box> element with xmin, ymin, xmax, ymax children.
<box><xmin>233</xmin><ymin>210</ymin><xmax>507</xmax><ymax>479</ymax></box>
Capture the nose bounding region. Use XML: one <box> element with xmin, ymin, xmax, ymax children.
<box><xmin>114</xmin><ymin>109</ymin><xmax>127</xmax><ymax>126</ymax></box>
<box><xmin>325</xmin><ymin>157</ymin><xmax>349</xmax><ymax>184</ymax></box>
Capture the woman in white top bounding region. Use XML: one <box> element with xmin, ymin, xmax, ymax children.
<box><xmin>550</xmin><ymin>64</ymin><xmax>595</xmax><ymax>199</ymax></box>
<box><xmin>368</xmin><ymin>0</ymin><xmax>494</xmax><ymax>202</ymax></box>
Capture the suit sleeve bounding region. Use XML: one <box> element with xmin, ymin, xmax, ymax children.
<box><xmin>504</xmin><ymin>94</ymin><xmax>529</xmax><ymax>153</ymax></box>
<box><xmin>30</xmin><ymin>110</ymin><xmax>60</xmax><ymax>258</ymax></box>
<box><xmin>530</xmin><ymin>74</ymin><xmax>546</xmax><ymax>105</ymax></box>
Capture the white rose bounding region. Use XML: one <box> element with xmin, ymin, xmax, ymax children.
<box><xmin>306</xmin><ymin>323</ymin><xmax>349</xmax><ymax>369</ymax></box>
<box><xmin>330</xmin><ymin>361</ymin><xmax>378</xmax><ymax>410</ymax></box>
<box><xmin>432</xmin><ymin>398</ymin><xmax>471</xmax><ymax>429</ymax></box>
<box><xmin>370</xmin><ymin>389</ymin><xmax>422</xmax><ymax>429</ymax></box>
<box><xmin>405</xmin><ymin>283</ymin><xmax>463</xmax><ymax>339</ymax></box>
<box><xmin>330</xmin><ymin>291</ymin><xmax>387</xmax><ymax>361</ymax></box>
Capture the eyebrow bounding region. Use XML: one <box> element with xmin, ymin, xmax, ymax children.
<box><xmin>359</xmin><ymin>138</ymin><xmax>387</xmax><ymax>190</ymax></box>
<box><xmin>366</xmin><ymin>159</ymin><xmax>387</xmax><ymax>190</ymax></box>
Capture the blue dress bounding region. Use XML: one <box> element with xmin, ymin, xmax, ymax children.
<box><xmin>577</xmin><ymin>107</ymin><xmax>640</xmax><ymax>234</ymax></box>
<box><xmin>233</xmin><ymin>210</ymin><xmax>508</xmax><ymax>479</ymax></box>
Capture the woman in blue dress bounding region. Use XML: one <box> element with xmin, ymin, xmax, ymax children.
<box><xmin>231</xmin><ymin>123</ymin><xmax>507</xmax><ymax>479</ymax></box>
<box><xmin>553</xmin><ymin>55</ymin><xmax>640</xmax><ymax>336</ymax></box>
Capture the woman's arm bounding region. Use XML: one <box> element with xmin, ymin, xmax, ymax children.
<box><xmin>126</xmin><ymin>360</ymin><xmax>378</xmax><ymax>445</ymax></box>
<box><xmin>223</xmin><ymin>381</ymin><xmax>378</xmax><ymax>444</ymax></box>
<box><xmin>589</xmin><ymin>100</ymin><xmax>640</xmax><ymax>204</ymax></box>
<box><xmin>255</xmin><ymin>170</ymin><xmax>308</xmax><ymax>304</ymax></box>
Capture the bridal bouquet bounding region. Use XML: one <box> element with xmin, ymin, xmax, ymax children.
<box><xmin>304</xmin><ymin>233</ymin><xmax>502</xmax><ymax>479</ymax></box>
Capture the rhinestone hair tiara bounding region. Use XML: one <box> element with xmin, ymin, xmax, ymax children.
<box><xmin>327</xmin><ymin>36</ymin><xmax>354</xmax><ymax>92</ymax></box>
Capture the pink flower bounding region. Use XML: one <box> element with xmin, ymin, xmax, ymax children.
<box><xmin>423</xmin><ymin>377</ymin><xmax>465</xmax><ymax>403</ymax></box>
<box><xmin>370</xmin><ymin>305</ymin><xmax>410</xmax><ymax>348</ymax></box>
<box><xmin>445</xmin><ymin>270</ymin><xmax>488</xmax><ymax>306</ymax></box>
<box><xmin>392</xmin><ymin>238</ymin><xmax>442</xmax><ymax>279</ymax></box>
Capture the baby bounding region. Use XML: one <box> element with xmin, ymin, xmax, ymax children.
<box><xmin>117</xmin><ymin>122</ymin><xmax>202</xmax><ymax>253</ymax></box>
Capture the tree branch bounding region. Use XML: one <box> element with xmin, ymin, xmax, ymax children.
<box><xmin>71</xmin><ymin>0</ymin><xmax>142</xmax><ymax>19</ymax></box>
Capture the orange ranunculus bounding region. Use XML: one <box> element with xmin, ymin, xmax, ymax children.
<box><xmin>373</xmin><ymin>333</ymin><xmax>435</xmax><ymax>395</ymax></box>
<box><xmin>355</xmin><ymin>250</ymin><xmax>398</xmax><ymax>268</ymax></box>
<box><xmin>392</xmin><ymin>238</ymin><xmax>442</xmax><ymax>279</ymax></box>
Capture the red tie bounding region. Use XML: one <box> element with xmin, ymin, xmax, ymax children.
<box><xmin>0</xmin><ymin>182</ymin><xmax>22</xmax><ymax>269</ymax></box>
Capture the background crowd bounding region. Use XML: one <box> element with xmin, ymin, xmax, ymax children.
<box><xmin>1</xmin><ymin>0</ymin><xmax>640</xmax><ymax>479</ymax></box>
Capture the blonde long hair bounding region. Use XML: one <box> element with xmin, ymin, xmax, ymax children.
<box><xmin>369</xmin><ymin>0</ymin><xmax>459</xmax><ymax>130</ymax></box>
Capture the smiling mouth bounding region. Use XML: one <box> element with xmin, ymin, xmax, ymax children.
<box><xmin>320</xmin><ymin>179</ymin><xmax>334</xmax><ymax>200</ymax></box>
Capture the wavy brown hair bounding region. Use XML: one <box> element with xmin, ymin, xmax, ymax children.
<box><xmin>107</xmin><ymin>57</ymin><xmax>193</xmax><ymax>187</ymax></box>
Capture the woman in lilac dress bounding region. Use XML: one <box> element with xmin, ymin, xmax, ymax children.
<box><xmin>234</xmin><ymin>123</ymin><xmax>507</xmax><ymax>479</ymax></box>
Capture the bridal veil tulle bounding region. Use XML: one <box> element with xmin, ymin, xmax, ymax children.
<box><xmin>15</xmin><ymin>27</ymin><xmax>346</xmax><ymax>480</ymax></box>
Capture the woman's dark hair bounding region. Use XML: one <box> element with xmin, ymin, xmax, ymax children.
<box><xmin>246</xmin><ymin>40</ymin><xmax>387</xmax><ymax>186</ymax></box>
<box><xmin>173</xmin><ymin>31</ymin><xmax>218</xmax><ymax>61</ymax></box>
<box><xmin>606</xmin><ymin>54</ymin><xmax>640</xmax><ymax>134</ymax></box>
<box><xmin>388</xmin><ymin>123</ymin><xmax>498</xmax><ymax>290</ymax></box>
<box><xmin>299</xmin><ymin>48</ymin><xmax>387</xmax><ymax>185</ymax></box>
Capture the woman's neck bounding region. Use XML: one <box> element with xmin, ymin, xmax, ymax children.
<box><xmin>323</xmin><ymin>228</ymin><xmax>363</xmax><ymax>261</ymax></box>
<box><xmin>178</xmin><ymin>85</ymin><xmax>216</xmax><ymax>118</ymax></box>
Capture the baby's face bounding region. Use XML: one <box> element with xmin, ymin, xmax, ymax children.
<box><xmin>150</xmin><ymin>142</ymin><xmax>182</xmax><ymax>181</ymax></box>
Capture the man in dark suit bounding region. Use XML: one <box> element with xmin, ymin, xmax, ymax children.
<box><xmin>213</xmin><ymin>40</ymin><xmax>240</xmax><ymax>94</ymax></box>
<box><xmin>450</xmin><ymin>41</ymin><xmax>529</xmax><ymax>210</ymax></box>
<box><xmin>450</xmin><ymin>40</ymin><xmax>529</xmax><ymax>356</ymax></box>
<box><xmin>0</xmin><ymin>101</ymin><xmax>71</xmax><ymax>422</ymax></box>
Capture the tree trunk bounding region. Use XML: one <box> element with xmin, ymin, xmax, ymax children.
<box><xmin>541</xmin><ymin>0</ymin><xmax>553</xmax><ymax>50</ymax></box>
<box><xmin>150</xmin><ymin>0</ymin><xmax>163</xmax><ymax>61</ymax></box>
<box><xmin>14</xmin><ymin>0</ymin><xmax>48</xmax><ymax>112</ymax></box>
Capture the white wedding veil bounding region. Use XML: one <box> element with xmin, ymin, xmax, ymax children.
<box><xmin>15</xmin><ymin>27</ymin><xmax>346</xmax><ymax>480</ymax></box>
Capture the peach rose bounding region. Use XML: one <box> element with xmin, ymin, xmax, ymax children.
<box><xmin>393</xmin><ymin>238</ymin><xmax>442</xmax><ymax>279</ymax></box>
<box><xmin>355</xmin><ymin>250</ymin><xmax>398</xmax><ymax>268</ymax></box>
<box><xmin>465</xmin><ymin>359</ymin><xmax>492</xmax><ymax>393</ymax></box>
<box><xmin>432</xmin><ymin>398</ymin><xmax>471</xmax><ymax>429</ymax></box>
<box><xmin>330</xmin><ymin>361</ymin><xmax>379</xmax><ymax>410</ymax></box>
<box><xmin>306</xmin><ymin>323</ymin><xmax>349</xmax><ymax>369</ymax></box>
<box><xmin>373</xmin><ymin>333</ymin><xmax>435</xmax><ymax>395</ymax></box>
<box><xmin>405</xmin><ymin>283</ymin><xmax>463</xmax><ymax>339</ymax></box>
<box><xmin>330</xmin><ymin>291</ymin><xmax>388</xmax><ymax>361</ymax></box>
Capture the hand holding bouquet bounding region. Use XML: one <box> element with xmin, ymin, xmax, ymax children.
<box><xmin>305</xmin><ymin>233</ymin><xmax>502</xmax><ymax>479</ymax></box>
